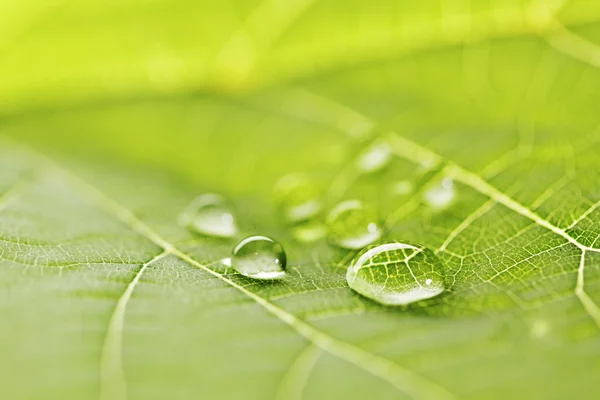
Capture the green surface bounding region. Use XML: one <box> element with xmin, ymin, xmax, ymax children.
<box><xmin>1</xmin><ymin>0</ymin><xmax>600</xmax><ymax>399</ymax></box>
<box><xmin>345</xmin><ymin>241</ymin><xmax>446</xmax><ymax>306</ymax></box>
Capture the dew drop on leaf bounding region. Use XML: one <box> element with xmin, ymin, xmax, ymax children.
<box><xmin>530</xmin><ymin>319</ymin><xmax>550</xmax><ymax>339</ymax></box>
<box><xmin>232</xmin><ymin>235</ymin><xmax>287</xmax><ymax>280</ymax></box>
<box><xmin>179</xmin><ymin>194</ymin><xmax>238</xmax><ymax>238</ymax></box>
<box><xmin>346</xmin><ymin>241</ymin><xmax>445</xmax><ymax>306</ymax></box>
<box><xmin>418</xmin><ymin>157</ymin><xmax>439</xmax><ymax>171</ymax></box>
<box><xmin>221</xmin><ymin>257</ymin><xmax>232</xmax><ymax>267</ymax></box>
<box><xmin>355</xmin><ymin>139</ymin><xmax>392</xmax><ymax>173</ymax></box>
<box><xmin>326</xmin><ymin>200</ymin><xmax>382</xmax><ymax>249</ymax></box>
<box><xmin>423</xmin><ymin>177</ymin><xmax>455</xmax><ymax>210</ymax></box>
<box><xmin>291</xmin><ymin>219</ymin><xmax>326</xmax><ymax>243</ymax></box>
<box><xmin>390</xmin><ymin>180</ymin><xmax>413</xmax><ymax>196</ymax></box>
<box><xmin>273</xmin><ymin>174</ymin><xmax>323</xmax><ymax>223</ymax></box>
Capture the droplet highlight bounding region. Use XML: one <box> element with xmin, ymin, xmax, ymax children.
<box><xmin>346</xmin><ymin>241</ymin><xmax>445</xmax><ymax>305</ymax></box>
<box><xmin>291</xmin><ymin>220</ymin><xmax>326</xmax><ymax>243</ymax></box>
<box><xmin>423</xmin><ymin>178</ymin><xmax>455</xmax><ymax>210</ymax></box>
<box><xmin>232</xmin><ymin>235</ymin><xmax>286</xmax><ymax>280</ymax></box>
<box><xmin>326</xmin><ymin>200</ymin><xmax>382</xmax><ymax>249</ymax></box>
<box><xmin>273</xmin><ymin>174</ymin><xmax>322</xmax><ymax>222</ymax></box>
<box><xmin>356</xmin><ymin>139</ymin><xmax>392</xmax><ymax>173</ymax></box>
<box><xmin>179</xmin><ymin>194</ymin><xmax>238</xmax><ymax>238</ymax></box>
<box><xmin>391</xmin><ymin>180</ymin><xmax>413</xmax><ymax>196</ymax></box>
<box><xmin>530</xmin><ymin>319</ymin><xmax>550</xmax><ymax>339</ymax></box>
<box><xmin>419</xmin><ymin>158</ymin><xmax>439</xmax><ymax>171</ymax></box>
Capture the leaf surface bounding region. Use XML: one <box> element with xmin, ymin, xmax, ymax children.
<box><xmin>1</xmin><ymin>1</ymin><xmax>600</xmax><ymax>399</ymax></box>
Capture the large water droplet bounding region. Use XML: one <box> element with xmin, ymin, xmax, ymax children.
<box><xmin>273</xmin><ymin>174</ymin><xmax>322</xmax><ymax>222</ymax></box>
<box><xmin>179</xmin><ymin>194</ymin><xmax>238</xmax><ymax>238</ymax></box>
<box><xmin>356</xmin><ymin>139</ymin><xmax>392</xmax><ymax>173</ymax></box>
<box><xmin>232</xmin><ymin>235</ymin><xmax>286</xmax><ymax>280</ymax></box>
<box><xmin>326</xmin><ymin>200</ymin><xmax>382</xmax><ymax>249</ymax></box>
<box><xmin>423</xmin><ymin>178</ymin><xmax>455</xmax><ymax>210</ymax></box>
<box><xmin>346</xmin><ymin>241</ymin><xmax>445</xmax><ymax>305</ymax></box>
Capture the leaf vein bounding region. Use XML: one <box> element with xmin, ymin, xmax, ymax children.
<box><xmin>100</xmin><ymin>250</ymin><xmax>170</xmax><ymax>400</ymax></box>
<box><xmin>16</xmin><ymin>139</ymin><xmax>457</xmax><ymax>400</ymax></box>
<box><xmin>273</xmin><ymin>344</ymin><xmax>321</xmax><ymax>400</ymax></box>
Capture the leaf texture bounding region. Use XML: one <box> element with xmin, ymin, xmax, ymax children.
<box><xmin>1</xmin><ymin>1</ymin><xmax>600</xmax><ymax>399</ymax></box>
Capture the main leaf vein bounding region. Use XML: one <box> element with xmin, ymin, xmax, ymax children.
<box><xmin>13</xmin><ymin>139</ymin><xmax>457</xmax><ymax>400</ymax></box>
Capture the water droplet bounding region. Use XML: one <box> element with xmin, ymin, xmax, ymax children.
<box><xmin>346</xmin><ymin>241</ymin><xmax>445</xmax><ymax>306</ymax></box>
<box><xmin>423</xmin><ymin>178</ymin><xmax>455</xmax><ymax>210</ymax></box>
<box><xmin>391</xmin><ymin>180</ymin><xmax>413</xmax><ymax>196</ymax></box>
<box><xmin>221</xmin><ymin>257</ymin><xmax>232</xmax><ymax>267</ymax></box>
<box><xmin>291</xmin><ymin>220</ymin><xmax>326</xmax><ymax>243</ymax></box>
<box><xmin>179</xmin><ymin>194</ymin><xmax>238</xmax><ymax>238</ymax></box>
<box><xmin>232</xmin><ymin>235</ymin><xmax>286</xmax><ymax>280</ymax></box>
<box><xmin>531</xmin><ymin>319</ymin><xmax>550</xmax><ymax>338</ymax></box>
<box><xmin>419</xmin><ymin>158</ymin><xmax>438</xmax><ymax>171</ymax></box>
<box><xmin>356</xmin><ymin>140</ymin><xmax>392</xmax><ymax>173</ymax></box>
<box><xmin>273</xmin><ymin>174</ymin><xmax>322</xmax><ymax>222</ymax></box>
<box><xmin>326</xmin><ymin>200</ymin><xmax>382</xmax><ymax>249</ymax></box>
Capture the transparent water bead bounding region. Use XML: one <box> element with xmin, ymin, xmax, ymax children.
<box><xmin>179</xmin><ymin>194</ymin><xmax>238</xmax><ymax>238</ymax></box>
<box><xmin>346</xmin><ymin>241</ymin><xmax>445</xmax><ymax>306</ymax></box>
<box><xmin>391</xmin><ymin>180</ymin><xmax>413</xmax><ymax>196</ymax></box>
<box><xmin>356</xmin><ymin>139</ymin><xmax>392</xmax><ymax>173</ymax></box>
<box><xmin>418</xmin><ymin>157</ymin><xmax>439</xmax><ymax>171</ymax></box>
<box><xmin>273</xmin><ymin>174</ymin><xmax>323</xmax><ymax>223</ymax></box>
<box><xmin>423</xmin><ymin>177</ymin><xmax>455</xmax><ymax>210</ymax></box>
<box><xmin>232</xmin><ymin>235</ymin><xmax>287</xmax><ymax>280</ymax></box>
<box><xmin>291</xmin><ymin>220</ymin><xmax>326</xmax><ymax>243</ymax></box>
<box><xmin>326</xmin><ymin>200</ymin><xmax>382</xmax><ymax>249</ymax></box>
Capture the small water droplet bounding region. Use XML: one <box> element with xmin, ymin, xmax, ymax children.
<box><xmin>179</xmin><ymin>194</ymin><xmax>238</xmax><ymax>238</ymax></box>
<box><xmin>291</xmin><ymin>220</ymin><xmax>326</xmax><ymax>243</ymax></box>
<box><xmin>221</xmin><ymin>257</ymin><xmax>232</xmax><ymax>267</ymax></box>
<box><xmin>423</xmin><ymin>178</ymin><xmax>456</xmax><ymax>210</ymax></box>
<box><xmin>390</xmin><ymin>180</ymin><xmax>413</xmax><ymax>196</ymax></box>
<box><xmin>273</xmin><ymin>174</ymin><xmax>322</xmax><ymax>222</ymax></box>
<box><xmin>346</xmin><ymin>241</ymin><xmax>445</xmax><ymax>305</ymax></box>
<box><xmin>531</xmin><ymin>319</ymin><xmax>550</xmax><ymax>338</ymax></box>
<box><xmin>356</xmin><ymin>140</ymin><xmax>392</xmax><ymax>173</ymax></box>
<box><xmin>232</xmin><ymin>235</ymin><xmax>286</xmax><ymax>280</ymax></box>
<box><xmin>326</xmin><ymin>200</ymin><xmax>382</xmax><ymax>249</ymax></box>
<box><xmin>419</xmin><ymin>158</ymin><xmax>438</xmax><ymax>171</ymax></box>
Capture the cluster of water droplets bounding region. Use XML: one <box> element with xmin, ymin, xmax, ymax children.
<box><xmin>178</xmin><ymin>138</ymin><xmax>457</xmax><ymax>305</ymax></box>
<box><xmin>179</xmin><ymin>194</ymin><xmax>287</xmax><ymax>280</ymax></box>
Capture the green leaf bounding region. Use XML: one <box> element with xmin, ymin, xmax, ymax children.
<box><xmin>1</xmin><ymin>1</ymin><xmax>600</xmax><ymax>399</ymax></box>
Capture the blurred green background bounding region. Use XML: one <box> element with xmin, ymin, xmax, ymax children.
<box><xmin>1</xmin><ymin>1</ymin><xmax>600</xmax><ymax>399</ymax></box>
